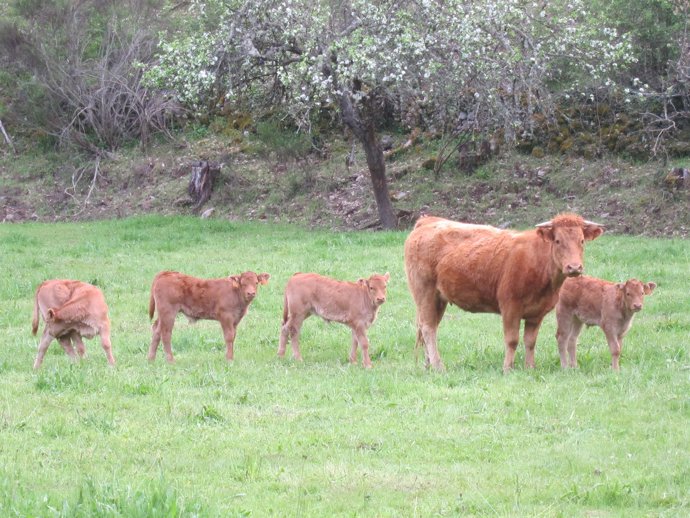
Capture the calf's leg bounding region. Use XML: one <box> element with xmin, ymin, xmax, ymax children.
<box><xmin>99</xmin><ymin>324</ymin><xmax>115</xmax><ymax>365</ymax></box>
<box><xmin>349</xmin><ymin>328</ymin><xmax>359</xmax><ymax>364</ymax></box>
<box><xmin>73</xmin><ymin>333</ymin><xmax>87</xmax><ymax>358</ymax></box>
<box><xmin>566</xmin><ymin>320</ymin><xmax>584</xmax><ymax>368</ymax></box>
<box><xmin>354</xmin><ymin>325</ymin><xmax>373</xmax><ymax>368</ymax></box>
<box><xmin>33</xmin><ymin>327</ymin><xmax>54</xmax><ymax>369</ymax></box>
<box><xmin>148</xmin><ymin>318</ymin><xmax>162</xmax><ymax>361</ymax></box>
<box><xmin>285</xmin><ymin>314</ymin><xmax>306</xmax><ymax>361</ymax></box>
<box><xmin>58</xmin><ymin>335</ymin><xmax>78</xmax><ymax>360</ymax></box>
<box><xmin>221</xmin><ymin>319</ymin><xmax>237</xmax><ymax>361</ymax></box>
<box><xmin>158</xmin><ymin>317</ymin><xmax>175</xmax><ymax>363</ymax></box>
<box><xmin>604</xmin><ymin>329</ymin><xmax>622</xmax><ymax>371</ymax></box>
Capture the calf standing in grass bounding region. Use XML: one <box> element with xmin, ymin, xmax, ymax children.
<box><xmin>278</xmin><ymin>272</ymin><xmax>390</xmax><ymax>367</ymax></box>
<box><xmin>556</xmin><ymin>276</ymin><xmax>656</xmax><ymax>370</ymax></box>
<box><xmin>31</xmin><ymin>279</ymin><xmax>115</xmax><ymax>369</ymax></box>
<box><xmin>148</xmin><ymin>270</ymin><xmax>270</xmax><ymax>362</ymax></box>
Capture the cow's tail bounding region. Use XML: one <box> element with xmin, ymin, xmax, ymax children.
<box><xmin>31</xmin><ymin>285</ymin><xmax>41</xmax><ymax>335</ymax></box>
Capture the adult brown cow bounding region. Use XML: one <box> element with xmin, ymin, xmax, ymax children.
<box><xmin>148</xmin><ymin>270</ymin><xmax>270</xmax><ymax>362</ymax></box>
<box><xmin>404</xmin><ymin>213</ymin><xmax>604</xmax><ymax>371</ymax></box>
<box><xmin>278</xmin><ymin>272</ymin><xmax>390</xmax><ymax>367</ymax></box>
<box><xmin>31</xmin><ymin>279</ymin><xmax>115</xmax><ymax>369</ymax></box>
<box><xmin>556</xmin><ymin>276</ymin><xmax>656</xmax><ymax>370</ymax></box>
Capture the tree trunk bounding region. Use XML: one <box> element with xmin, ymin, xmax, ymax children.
<box><xmin>339</xmin><ymin>91</ymin><xmax>397</xmax><ymax>229</ymax></box>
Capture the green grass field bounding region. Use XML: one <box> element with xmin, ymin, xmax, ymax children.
<box><xmin>0</xmin><ymin>217</ymin><xmax>688</xmax><ymax>517</ymax></box>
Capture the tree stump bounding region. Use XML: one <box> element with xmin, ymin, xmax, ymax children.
<box><xmin>188</xmin><ymin>161</ymin><xmax>219</xmax><ymax>209</ymax></box>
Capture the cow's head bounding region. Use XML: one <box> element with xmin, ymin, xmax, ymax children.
<box><xmin>616</xmin><ymin>279</ymin><xmax>656</xmax><ymax>313</ymax></box>
<box><xmin>358</xmin><ymin>272</ymin><xmax>390</xmax><ymax>307</ymax></box>
<box><xmin>230</xmin><ymin>271</ymin><xmax>270</xmax><ymax>302</ymax></box>
<box><xmin>536</xmin><ymin>213</ymin><xmax>603</xmax><ymax>278</ymax></box>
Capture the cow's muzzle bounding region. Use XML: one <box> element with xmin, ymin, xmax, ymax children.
<box><xmin>565</xmin><ymin>264</ymin><xmax>583</xmax><ymax>277</ymax></box>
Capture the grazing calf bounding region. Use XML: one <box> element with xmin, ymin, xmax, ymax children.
<box><xmin>278</xmin><ymin>272</ymin><xmax>390</xmax><ymax>367</ymax></box>
<box><xmin>148</xmin><ymin>270</ymin><xmax>270</xmax><ymax>362</ymax></box>
<box><xmin>404</xmin><ymin>213</ymin><xmax>603</xmax><ymax>371</ymax></box>
<box><xmin>31</xmin><ymin>280</ymin><xmax>115</xmax><ymax>369</ymax></box>
<box><xmin>556</xmin><ymin>276</ymin><xmax>656</xmax><ymax>370</ymax></box>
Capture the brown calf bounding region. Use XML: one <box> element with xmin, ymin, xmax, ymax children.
<box><xmin>278</xmin><ymin>272</ymin><xmax>390</xmax><ymax>367</ymax></box>
<box><xmin>556</xmin><ymin>276</ymin><xmax>656</xmax><ymax>370</ymax></box>
<box><xmin>148</xmin><ymin>270</ymin><xmax>270</xmax><ymax>362</ymax></box>
<box><xmin>404</xmin><ymin>213</ymin><xmax>604</xmax><ymax>372</ymax></box>
<box><xmin>31</xmin><ymin>279</ymin><xmax>115</xmax><ymax>369</ymax></box>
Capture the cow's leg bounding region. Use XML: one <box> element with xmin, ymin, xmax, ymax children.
<box><xmin>416</xmin><ymin>293</ymin><xmax>447</xmax><ymax>371</ymax></box>
<box><xmin>567</xmin><ymin>320</ymin><xmax>584</xmax><ymax>368</ymax></box>
<box><xmin>604</xmin><ymin>328</ymin><xmax>622</xmax><ymax>371</ymax></box>
<box><xmin>99</xmin><ymin>325</ymin><xmax>115</xmax><ymax>366</ymax></box>
<box><xmin>523</xmin><ymin>316</ymin><xmax>544</xmax><ymax>369</ymax></box>
<box><xmin>354</xmin><ymin>326</ymin><xmax>373</xmax><ymax>368</ymax></box>
<box><xmin>57</xmin><ymin>335</ymin><xmax>78</xmax><ymax>361</ymax></box>
<box><xmin>349</xmin><ymin>328</ymin><xmax>359</xmax><ymax>364</ymax></box>
<box><xmin>220</xmin><ymin>320</ymin><xmax>237</xmax><ymax>361</ymax></box>
<box><xmin>148</xmin><ymin>318</ymin><xmax>162</xmax><ymax>361</ymax></box>
<box><xmin>501</xmin><ymin>312</ymin><xmax>522</xmax><ymax>373</ymax></box>
<box><xmin>33</xmin><ymin>327</ymin><xmax>54</xmax><ymax>369</ymax></box>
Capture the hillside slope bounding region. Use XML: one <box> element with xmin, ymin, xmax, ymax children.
<box><xmin>1</xmin><ymin>133</ymin><xmax>688</xmax><ymax>236</ymax></box>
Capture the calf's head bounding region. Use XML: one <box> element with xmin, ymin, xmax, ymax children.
<box><xmin>230</xmin><ymin>271</ymin><xmax>271</xmax><ymax>302</ymax></box>
<box><xmin>536</xmin><ymin>214</ymin><xmax>603</xmax><ymax>277</ymax></box>
<box><xmin>359</xmin><ymin>272</ymin><xmax>390</xmax><ymax>307</ymax></box>
<box><xmin>617</xmin><ymin>279</ymin><xmax>656</xmax><ymax>313</ymax></box>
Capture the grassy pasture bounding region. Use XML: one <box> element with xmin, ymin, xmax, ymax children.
<box><xmin>0</xmin><ymin>217</ymin><xmax>688</xmax><ymax>517</ymax></box>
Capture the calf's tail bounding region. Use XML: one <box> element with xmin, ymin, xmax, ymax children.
<box><xmin>414</xmin><ymin>326</ymin><xmax>423</xmax><ymax>365</ymax></box>
<box><xmin>148</xmin><ymin>288</ymin><xmax>156</xmax><ymax>320</ymax></box>
<box><xmin>281</xmin><ymin>292</ymin><xmax>288</xmax><ymax>325</ymax></box>
<box><xmin>31</xmin><ymin>287</ymin><xmax>41</xmax><ymax>335</ymax></box>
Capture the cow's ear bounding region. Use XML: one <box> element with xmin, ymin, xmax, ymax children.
<box><xmin>358</xmin><ymin>278</ymin><xmax>366</xmax><ymax>286</ymax></box>
<box><xmin>47</xmin><ymin>308</ymin><xmax>56</xmax><ymax>321</ymax></box>
<box><xmin>644</xmin><ymin>282</ymin><xmax>657</xmax><ymax>295</ymax></box>
<box><xmin>229</xmin><ymin>275</ymin><xmax>241</xmax><ymax>288</ymax></box>
<box><xmin>583</xmin><ymin>223</ymin><xmax>604</xmax><ymax>241</ymax></box>
<box><xmin>383</xmin><ymin>272</ymin><xmax>390</xmax><ymax>282</ymax></box>
<box><xmin>536</xmin><ymin>225</ymin><xmax>555</xmax><ymax>242</ymax></box>
<box><xmin>258</xmin><ymin>273</ymin><xmax>270</xmax><ymax>285</ymax></box>
<box><xmin>615</xmin><ymin>282</ymin><xmax>625</xmax><ymax>291</ymax></box>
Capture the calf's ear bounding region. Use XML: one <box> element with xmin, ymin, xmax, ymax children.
<box><xmin>258</xmin><ymin>273</ymin><xmax>270</xmax><ymax>285</ymax></box>
<box><xmin>383</xmin><ymin>272</ymin><xmax>390</xmax><ymax>282</ymax></box>
<box><xmin>229</xmin><ymin>275</ymin><xmax>241</xmax><ymax>288</ymax></box>
<box><xmin>358</xmin><ymin>278</ymin><xmax>366</xmax><ymax>286</ymax></box>
<box><xmin>644</xmin><ymin>282</ymin><xmax>657</xmax><ymax>294</ymax></box>
<box><xmin>615</xmin><ymin>283</ymin><xmax>625</xmax><ymax>291</ymax></box>
<box><xmin>47</xmin><ymin>308</ymin><xmax>57</xmax><ymax>321</ymax></box>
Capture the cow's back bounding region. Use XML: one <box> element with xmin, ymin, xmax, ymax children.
<box><xmin>405</xmin><ymin>217</ymin><xmax>519</xmax><ymax>309</ymax></box>
<box><xmin>405</xmin><ymin>217</ymin><xmax>504</xmax><ymax>280</ymax></box>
